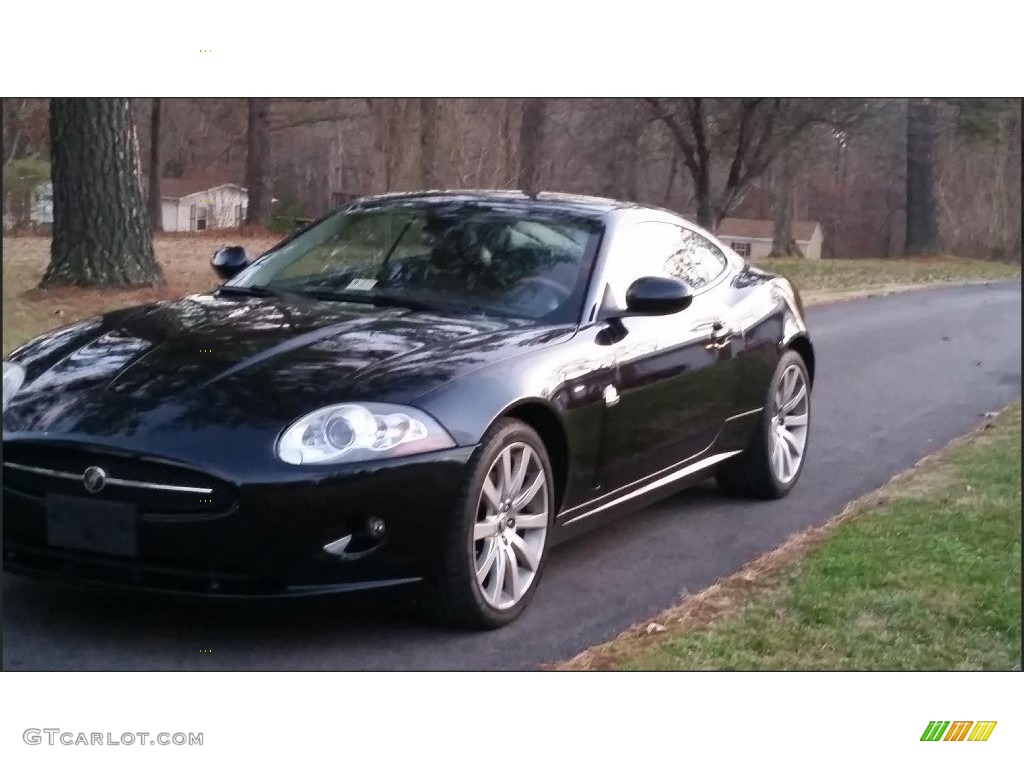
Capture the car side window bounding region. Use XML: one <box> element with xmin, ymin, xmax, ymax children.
<box><xmin>663</xmin><ymin>228</ymin><xmax>728</xmax><ymax>290</ymax></box>
<box><xmin>604</xmin><ymin>222</ymin><xmax>728</xmax><ymax>307</ymax></box>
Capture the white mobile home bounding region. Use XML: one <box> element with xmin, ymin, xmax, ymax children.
<box><xmin>159</xmin><ymin>179</ymin><xmax>248</xmax><ymax>232</ymax></box>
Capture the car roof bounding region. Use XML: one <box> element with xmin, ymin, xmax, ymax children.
<box><xmin>347</xmin><ymin>189</ymin><xmax>663</xmax><ymax>220</ymax></box>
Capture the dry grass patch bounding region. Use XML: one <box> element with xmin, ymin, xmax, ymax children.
<box><xmin>3</xmin><ymin>234</ymin><xmax>281</xmax><ymax>354</ymax></box>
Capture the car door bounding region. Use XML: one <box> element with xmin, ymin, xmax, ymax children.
<box><xmin>596</xmin><ymin>221</ymin><xmax>739</xmax><ymax>492</ymax></box>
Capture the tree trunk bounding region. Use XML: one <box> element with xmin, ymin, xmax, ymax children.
<box><xmin>502</xmin><ymin>98</ymin><xmax>518</xmax><ymax>186</ymax></box>
<box><xmin>147</xmin><ymin>98</ymin><xmax>163</xmax><ymax>231</ymax></box>
<box><xmin>694</xmin><ymin>167</ymin><xmax>714</xmax><ymax>231</ymax></box>
<box><xmin>518</xmin><ymin>98</ymin><xmax>546</xmax><ymax>194</ymax></box>
<box><xmin>904</xmin><ymin>98</ymin><xmax>940</xmax><ymax>255</ymax></box>
<box><xmin>419</xmin><ymin>97</ymin><xmax>439</xmax><ymax>189</ymax></box>
<box><xmin>769</xmin><ymin>148</ymin><xmax>795</xmax><ymax>256</ymax></box>
<box><xmin>43</xmin><ymin>98</ymin><xmax>162</xmax><ymax>288</ymax></box>
<box><xmin>620</xmin><ymin>116</ymin><xmax>641</xmax><ymax>202</ymax></box>
<box><xmin>245</xmin><ymin>98</ymin><xmax>272</xmax><ymax>226</ymax></box>
<box><xmin>662</xmin><ymin>151</ymin><xmax>678</xmax><ymax>207</ymax></box>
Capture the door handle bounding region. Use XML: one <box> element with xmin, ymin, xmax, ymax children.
<box><xmin>603</xmin><ymin>384</ymin><xmax>620</xmax><ymax>407</ymax></box>
<box><xmin>705</xmin><ymin>319</ymin><xmax>734</xmax><ymax>350</ymax></box>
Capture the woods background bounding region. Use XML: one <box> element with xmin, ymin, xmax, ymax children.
<box><xmin>3</xmin><ymin>97</ymin><xmax>1021</xmax><ymax>262</ymax></box>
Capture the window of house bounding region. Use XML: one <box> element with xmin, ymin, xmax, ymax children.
<box><xmin>195</xmin><ymin>205</ymin><xmax>208</xmax><ymax>231</ymax></box>
<box><xmin>605</xmin><ymin>222</ymin><xmax>729</xmax><ymax>307</ymax></box>
<box><xmin>729</xmin><ymin>241</ymin><xmax>751</xmax><ymax>258</ymax></box>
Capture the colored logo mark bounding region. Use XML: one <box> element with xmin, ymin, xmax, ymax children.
<box><xmin>921</xmin><ymin>721</ymin><xmax>997</xmax><ymax>742</ymax></box>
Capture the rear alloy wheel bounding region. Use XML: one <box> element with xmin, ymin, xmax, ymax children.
<box><xmin>431</xmin><ymin>419</ymin><xmax>553</xmax><ymax>628</ymax></box>
<box><xmin>769</xmin><ymin>364</ymin><xmax>810</xmax><ymax>484</ymax></box>
<box><xmin>716</xmin><ymin>350</ymin><xmax>811</xmax><ymax>499</ymax></box>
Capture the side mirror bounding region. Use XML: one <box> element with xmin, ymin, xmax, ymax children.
<box><xmin>211</xmin><ymin>245</ymin><xmax>250</xmax><ymax>281</ymax></box>
<box><xmin>623</xmin><ymin>276</ymin><xmax>693</xmax><ymax>316</ymax></box>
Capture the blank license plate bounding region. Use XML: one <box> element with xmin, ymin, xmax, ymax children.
<box><xmin>46</xmin><ymin>494</ymin><xmax>138</xmax><ymax>557</ymax></box>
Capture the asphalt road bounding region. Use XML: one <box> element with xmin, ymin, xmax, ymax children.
<box><xmin>3</xmin><ymin>281</ymin><xmax>1020</xmax><ymax>670</ymax></box>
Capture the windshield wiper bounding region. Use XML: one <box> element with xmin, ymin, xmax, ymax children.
<box><xmin>370</xmin><ymin>294</ymin><xmax>449</xmax><ymax>312</ymax></box>
<box><xmin>283</xmin><ymin>288</ymin><xmax>446</xmax><ymax>313</ymax></box>
<box><xmin>215</xmin><ymin>284</ymin><xmax>280</xmax><ymax>298</ymax></box>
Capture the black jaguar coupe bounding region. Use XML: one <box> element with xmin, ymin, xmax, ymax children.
<box><xmin>2</xmin><ymin>191</ymin><xmax>814</xmax><ymax>628</ymax></box>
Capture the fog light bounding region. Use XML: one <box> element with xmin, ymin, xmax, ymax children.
<box><xmin>366</xmin><ymin>517</ymin><xmax>386</xmax><ymax>539</ymax></box>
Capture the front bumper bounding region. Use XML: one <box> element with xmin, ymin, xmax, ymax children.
<box><xmin>2</xmin><ymin>443</ymin><xmax>476</xmax><ymax>597</ymax></box>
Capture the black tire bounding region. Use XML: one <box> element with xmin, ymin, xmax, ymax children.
<box><xmin>716</xmin><ymin>349</ymin><xmax>811</xmax><ymax>499</ymax></box>
<box><xmin>426</xmin><ymin>418</ymin><xmax>554</xmax><ymax>630</ymax></box>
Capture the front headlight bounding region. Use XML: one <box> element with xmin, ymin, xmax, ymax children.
<box><xmin>3</xmin><ymin>362</ymin><xmax>26</xmax><ymax>410</ymax></box>
<box><xmin>276</xmin><ymin>402</ymin><xmax>456</xmax><ymax>465</ymax></box>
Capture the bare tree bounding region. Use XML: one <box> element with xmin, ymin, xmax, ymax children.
<box><xmin>518</xmin><ymin>98</ymin><xmax>546</xmax><ymax>194</ymax></box>
<box><xmin>926</xmin><ymin>98</ymin><xmax>1018</xmax><ymax>259</ymax></box>
<box><xmin>648</xmin><ymin>98</ymin><xmax>868</xmax><ymax>232</ymax></box>
<box><xmin>420</xmin><ymin>97</ymin><xmax>440</xmax><ymax>189</ymax></box>
<box><xmin>245</xmin><ymin>98</ymin><xmax>272</xmax><ymax>225</ymax></box>
<box><xmin>769</xmin><ymin>146</ymin><xmax>798</xmax><ymax>256</ymax></box>
<box><xmin>6</xmin><ymin>97</ymin><xmax>1016</xmax><ymax>262</ymax></box>
<box><xmin>147</xmin><ymin>98</ymin><xmax>163</xmax><ymax>231</ymax></box>
<box><xmin>904</xmin><ymin>98</ymin><xmax>939</xmax><ymax>255</ymax></box>
<box><xmin>501</xmin><ymin>98</ymin><xmax>518</xmax><ymax>186</ymax></box>
<box><xmin>43</xmin><ymin>98</ymin><xmax>162</xmax><ymax>287</ymax></box>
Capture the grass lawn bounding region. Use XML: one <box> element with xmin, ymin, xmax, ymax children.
<box><xmin>2</xmin><ymin>236</ymin><xmax>1020</xmax><ymax>355</ymax></box>
<box><xmin>770</xmin><ymin>256</ymin><xmax>1020</xmax><ymax>295</ymax></box>
<box><xmin>556</xmin><ymin>402</ymin><xmax>1022</xmax><ymax>671</ymax></box>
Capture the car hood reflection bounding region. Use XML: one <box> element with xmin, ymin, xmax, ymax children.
<box><xmin>4</xmin><ymin>293</ymin><xmax>570</xmax><ymax>439</ymax></box>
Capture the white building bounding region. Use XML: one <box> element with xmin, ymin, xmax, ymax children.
<box><xmin>5</xmin><ymin>178</ymin><xmax>250</xmax><ymax>233</ymax></box>
<box><xmin>159</xmin><ymin>179</ymin><xmax>248</xmax><ymax>232</ymax></box>
<box><xmin>716</xmin><ymin>217</ymin><xmax>824</xmax><ymax>260</ymax></box>
<box><xmin>30</xmin><ymin>181</ymin><xmax>54</xmax><ymax>226</ymax></box>
<box><xmin>1</xmin><ymin>180</ymin><xmax>53</xmax><ymax>231</ymax></box>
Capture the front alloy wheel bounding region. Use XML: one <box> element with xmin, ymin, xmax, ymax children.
<box><xmin>430</xmin><ymin>419</ymin><xmax>554</xmax><ymax>629</ymax></box>
<box><xmin>473</xmin><ymin>442</ymin><xmax>549</xmax><ymax>610</ymax></box>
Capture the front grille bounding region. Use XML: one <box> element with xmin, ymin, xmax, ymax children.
<box><xmin>2</xmin><ymin>443</ymin><xmax>236</xmax><ymax>515</ymax></box>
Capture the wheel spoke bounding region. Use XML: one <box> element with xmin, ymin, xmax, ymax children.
<box><xmin>778</xmin><ymin>368</ymin><xmax>792</xmax><ymax>403</ymax></box>
<box><xmin>512</xmin><ymin>473</ymin><xmax>544</xmax><ymax>512</ymax></box>
<box><xmin>779</xmin><ymin>427</ymin><xmax>801</xmax><ymax>455</ymax></box>
<box><xmin>499</xmin><ymin>448</ymin><xmax>513</xmax><ymax>497</ymax></box>
<box><xmin>490</xmin><ymin>545</ymin><xmax>506</xmax><ymax>603</ymax></box>
<box><xmin>779</xmin><ymin>437</ymin><xmax>792</xmax><ymax>478</ymax></box>
<box><xmin>771</xmin><ymin>437</ymin><xmax>785</xmax><ymax>478</ymax></box>
<box><xmin>785</xmin><ymin>412</ymin><xmax>808</xmax><ymax>426</ymax></box>
<box><xmin>476</xmin><ymin>539</ymin><xmax>498</xmax><ymax>582</ymax></box>
<box><xmin>504</xmin><ymin>544</ymin><xmax>521</xmax><ymax>600</ymax></box>
<box><xmin>481</xmin><ymin>476</ymin><xmax>501</xmax><ymax>514</ymax></box>
<box><xmin>474</xmin><ymin>517</ymin><xmax>499</xmax><ymax>540</ymax></box>
<box><xmin>509</xmin><ymin>532</ymin><xmax>540</xmax><ymax>571</ymax></box>
<box><xmin>510</xmin><ymin>446</ymin><xmax>532</xmax><ymax>499</ymax></box>
<box><xmin>515</xmin><ymin>511</ymin><xmax>547</xmax><ymax>530</ymax></box>
<box><xmin>782</xmin><ymin>384</ymin><xmax>806</xmax><ymax>415</ymax></box>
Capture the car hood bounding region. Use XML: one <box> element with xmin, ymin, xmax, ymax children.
<box><xmin>4</xmin><ymin>293</ymin><xmax>572</xmax><ymax>442</ymax></box>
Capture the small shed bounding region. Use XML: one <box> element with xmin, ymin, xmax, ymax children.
<box><xmin>159</xmin><ymin>179</ymin><xmax>248</xmax><ymax>232</ymax></box>
<box><xmin>716</xmin><ymin>217</ymin><xmax>824</xmax><ymax>260</ymax></box>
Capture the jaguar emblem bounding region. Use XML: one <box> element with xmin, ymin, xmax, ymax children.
<box><xmin>82</xmin><ymin>466</ymin><xmax>107</xmax><ymax>494</ymax></box>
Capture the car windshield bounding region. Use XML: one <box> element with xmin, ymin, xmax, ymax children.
<box><xmin>227</xmin><ymin>201</ymin><xmax>603</xmax><ymax>322</ymax></box>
